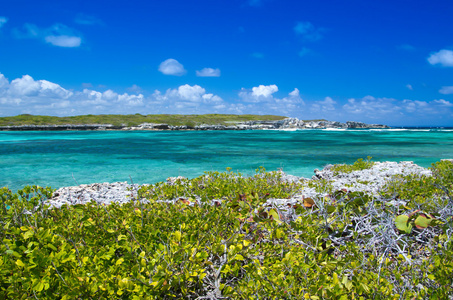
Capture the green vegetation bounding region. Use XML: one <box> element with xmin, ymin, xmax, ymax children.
<box><xmin>0</xmin><ymin>114</ymin><xmax>287</xmax><ymax>127</ymax></box>
<box><xmin>331</xmin><ymin>156</ymin><xmax>375</xmax><ymax>175</ymax></box>
<box><xmin>1</xmin><ymin>161</ymin><xmax>452</xmax><ymax>299</ymax></box>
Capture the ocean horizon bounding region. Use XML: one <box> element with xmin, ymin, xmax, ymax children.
<box><xmin>1</xmin><ymin>128</ymin><xmax>453</xmax><ymax>192</ymax></box>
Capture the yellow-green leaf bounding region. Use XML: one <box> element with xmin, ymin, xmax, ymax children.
<box><xmin>16</xmin><ymin>259</ymin><xmax>25</xmax><ymax>267</ymax></box>
<box><xmin>268</xmin><ymin>209</ymin><xmax>282</xmax><ymax>224</ymax></box>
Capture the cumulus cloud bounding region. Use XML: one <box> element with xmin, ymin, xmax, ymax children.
<box><xmin>0</xmin><ymin>17</ymin><xmax>7</xmax><ymax>29</ymax></box>
<box><xmin>406</xmin><ymin>84</ymin><xmax>413</xmax><ymax>90</ymax></box>
<box><xmin>439</xmin><ymin>86</ymin><xmax>453</xmax><ymax>95</ymax></box>
<box><xmin>0</xmin><ymin>72</ymin><xmax>148</xmax><ymax>116</ymax></box>
<box><xmin>13</xmin><ymin>23</ymin><xmax>82</xmax><ymax>48</ymax></box>
<box><xmin>196</xmin><ymin>68</ymin><xmax>221</xmax><ymax>77</ymax></box>
<box><xmin>157</xmin><ymin>84</ymin><xmax>222</xmax><ymax>103</ymax></box>
<box><xmin>8</xmin><ymin>75</ymin><xmax>73</xmax><ymax>99</ymax></box>
<box><xmin>151</xmin><ymin>84</ymin><xmax>226</xmax><ymax>113</ymax></box>
<box><xmin>2</xmin><ymin>71</ymin><xmax>451</xmax><ymax>125</ymax></box>
<box><xmin>252</xmin><ymin>84</ymin><xmax>278</xmax><ymax>98</ymax></box>
<box><xmin>0</xmin><ymin>73</ymin><xmax>8</xmax><ymax>90</ymax></box>
<box><xmin>432</xmin><ymin>99</ymin><xmax>453</xmax><ymax>107</ymax></box>
<box><xmin>343</xmin><ymin>96</ymin><xmax>400</xmax><ymax>117</ymax></box>
<box><xmin>340</xmin><ymin>95</ymin><xmax>453</xmax><ymax>124</ymax></box>
<box><xmin>311</xmin><ymin>97</ymin><xmax>337</xmax><ymax>112</ymax></box>
<box><xmin>239</xmin><ymin>84</ymin><xmax>278</xmax><ymax>102</ymax></box>
<box><xmin>294</xmin><ymin>21</ymin><xmax>324</xmax><ymax>42</ymax></box>
<box><xmin>236</xmin><ymin>85</ymin><xmax>305</xmax><ymax>115</ymax></box>
<box><xmin>45</xmin><ymin>35</ymin><xmax>81</xmax><ymax>47</ymax></box>
<box><xmin>158</xmin><ymin>59</ymin><xmax>186</xmax><ymax>76</ymax></box>
<box><xmin>428</xmin><ymin>49</ymin><xmax>453</xmax><ymax>67</ymax></box>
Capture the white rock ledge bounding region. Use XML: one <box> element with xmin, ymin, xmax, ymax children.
<box><xmin>45</xmin><ymin>161</ymin><xmax>441</xmax><ymax>210</ymax></box>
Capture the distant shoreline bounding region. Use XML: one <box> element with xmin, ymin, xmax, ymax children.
<box><xmin>0</xmin><ymin>114</ymin><xmax>389</xmax><ymax>131</ymax></box>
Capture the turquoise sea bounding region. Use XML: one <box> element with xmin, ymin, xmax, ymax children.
<box><xmin>1</xmin><ymin>129</ymin><xmax>453</xmax><ymax>192</ymax></box>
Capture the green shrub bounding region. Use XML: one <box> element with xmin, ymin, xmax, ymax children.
<box><xmin>331</xmin><ymin>157</ymin><xmax>374</xmax><ymax>175</ymax></box>
<box><xmin>0</xmin><ymin>163</ymin><xmax>452</xmax><ymax>298</ymax></box>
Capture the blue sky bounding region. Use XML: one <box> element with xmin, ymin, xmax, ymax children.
<box><xmin>1</xmin><ymin>0</ymin><xmax>452</xmax><ymax>126</ymax></box>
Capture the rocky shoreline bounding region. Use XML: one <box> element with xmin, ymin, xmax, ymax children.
<box><xmin>45</xmin><ymin>160</ymin><xmax>434</xmax><ymax>210</ymax></box>
<box><xmin>0</xmin><ymin>117</ymin><xmax>389</xmax><ymax>131</ymax></box>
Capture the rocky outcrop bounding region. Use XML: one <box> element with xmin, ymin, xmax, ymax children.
<box><xmin>45</xmin><ymin>161</ymin><xmax>435</xmax><ymax>209</ymax></box>
<box><xmin>0</xmin><ymin>117</ymin><xmax>390</xmax><ymax>131</ymax></box>
<box><xmin>239</xmin><ymin>118</ymin><xmax>389</xmax><ymax>130</ymax></box>
<box><xmin>346</xmin><ymin>121</ymin><xmax>388</xmax><ymax>129</ymax></box>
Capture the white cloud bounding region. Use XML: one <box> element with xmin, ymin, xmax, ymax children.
<box><xmin>158</xmin><ymin>59</ymin><xmax>186</xmax><ymax>76</ymax></box>
<box><xmin>340</xmin><ymin>96</ymin><xmax>453</xmax><ymax>123</ymax></box>
<box><xmin>0</xmin><ymin>17</ymin><xmax>7</xmax><ymax>29</ymax></box>
<box><xmin>433</xmin><ymin>99</ymin><xmax>453</xmax><ymax>107</ymax></box>
<box><xmin>172</xmin><ymin>85</ymin><xmax>207</xmax><ymax>101</ymax></box>
<box><xmin>39</xmin><ymin>80</ymin><xmax>74</xmax><ymax>99</ymax></box>
<box><xmin>127</xmin><ymin>84</ymin><xmax>142</xmax><ymax>93</ymax></box>
<box><xmin>428</xmin><ymin>49</ymin><xmax>453</xmax><ymax>67</ymax></box>
<box><xmin>9</xmin><ymin>75</ymin><xmax>42</xmax><ymax>96</ymax></box>
<box><xmin>13</xmin><ymin>23</ymin><xmax>82</xmax><ymax>48</ymax></box>
<box><xmin>439</xmin><ymin>86</ymin><xmax>453</xmax><ymax>95</ymax></box>
<box><xmin>236</xmin><ymin>85</ymin><xmax>305</xmax><ymax>115</ymax></box>
<box><xmin>45</xmin><ymin>35</ymin><xmax>81</xmax><ymax>47</ymax></box>
<box><xmin>252</xmin><ymin>84</ymin><xmax>278</xmax><ymax>98</ymax></box>
<box><xmin>196</xmin><ymin>68</ymin><xmax>221</xmax><ymax>77</ymax></box>
<box><xmin>343</xmin><ymin>96</ymin><xmax>400</xmax><ymax>117</ymax></box>
<box><xmin>402</xmin><ymin>99</ymin><xmax>428</xmax><ymax>113</ymax></box>
<box><xmin>311</xmin><ymin>97</ymin><xmax>337</xmax><ymax>112</ymax></box>
<box><xmin>151</xmin><ymin>84</ymin><xmax>225</xmax><ymax>113</ymax></box>
<box><xmin>2</xmin><ymin>71</ymin><xmax>452</xmax><ymax>125</ymax></box>
<box><xmin>0</xmin><ymin>73</ymin><xmax>9</xmax><ymax>90</ymax></box>
<box><xmin>0</xmin><ymin>72</ymin><xmax>147</xmax><ymax>116</ymax></box>
<box><xmin>159</xmin><ymin>84</ymin><xmax>222</xmax><ymax>103</ymax></box>
<box><xmin>406</xmin><ymin>84</ymin><xmax>413</xmax><ymax>90</ymax></box>
<box><xmin>294</xmin><ymin>21</ymin><xmax>324</xmax><ymax>42</ymax></box>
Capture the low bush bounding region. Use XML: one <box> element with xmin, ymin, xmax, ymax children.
<box><xmin>0</xmin><ymin>160</ymin><xmax>452</xmax><ymax>299</ymax></box>
<box><xmin>330</xmin><ymin>157</ymin><xmax>375</xmax><ymax>175</ymax></box>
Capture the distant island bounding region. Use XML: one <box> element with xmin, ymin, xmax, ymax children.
<box><xmin>0</xmin><ymin>114</ymin><xmax>389</xmax><ymax>131</ymax></box>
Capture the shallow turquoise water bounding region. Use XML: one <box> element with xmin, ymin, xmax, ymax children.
<box><xmin>1</xmin><ymin>129</ymin><xmax>453</xmax><ymax>191</ymax></box>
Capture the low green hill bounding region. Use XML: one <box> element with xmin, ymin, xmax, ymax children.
<box><xmin>0</xmin><ymin>114</ymin><xmax>288</xmax><ymax>127</ymax></box>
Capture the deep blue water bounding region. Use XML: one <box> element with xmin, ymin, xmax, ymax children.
<box><xmin>1</xmin><ymin>129</ymin><xmax>453</xmax><ymax>192</ymax></box>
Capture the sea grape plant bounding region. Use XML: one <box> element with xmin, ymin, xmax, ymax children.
<box><xmin>0</xmin><ymin>160</ymin><xmax>452</xmax><ymax>299</ymax></box>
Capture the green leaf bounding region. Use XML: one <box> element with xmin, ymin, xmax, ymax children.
<box><xmin>268</xmin><ymin>209</ymin><xmax>282</xmax><ymax>224</ymax></box>
<box><xmin>395</xmin><ymin>215</ymin><xmax>412</xmax><ymax>234</ymax></box>
<box><xmin>117</xmin><ymin>234</ymin><xmax>127</xmax><ymax>241</ymax></box>
<box><xmin>174</xmin><ymin>231</ymin><xmax>182</xmax><ymax>242</ymax></box>
<box><xmin>415</xmin><ymin>214</ymin><xmax>433</xmax><ymax>229</ymax></box>
<box><xmin>326</xmin><ymin>205</ymin><xmax>336</xmax><ymax>213</ymax></box>
<box><xmin>16</xmin><ymin>259</ymin><xmax>25</xmax><ymax>267</ymax></box>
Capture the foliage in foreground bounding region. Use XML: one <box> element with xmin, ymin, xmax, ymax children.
<box><xmin>0</xmin><ymin>161</ymin><xmax>452</xmax><ymax>299</ymax></box>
